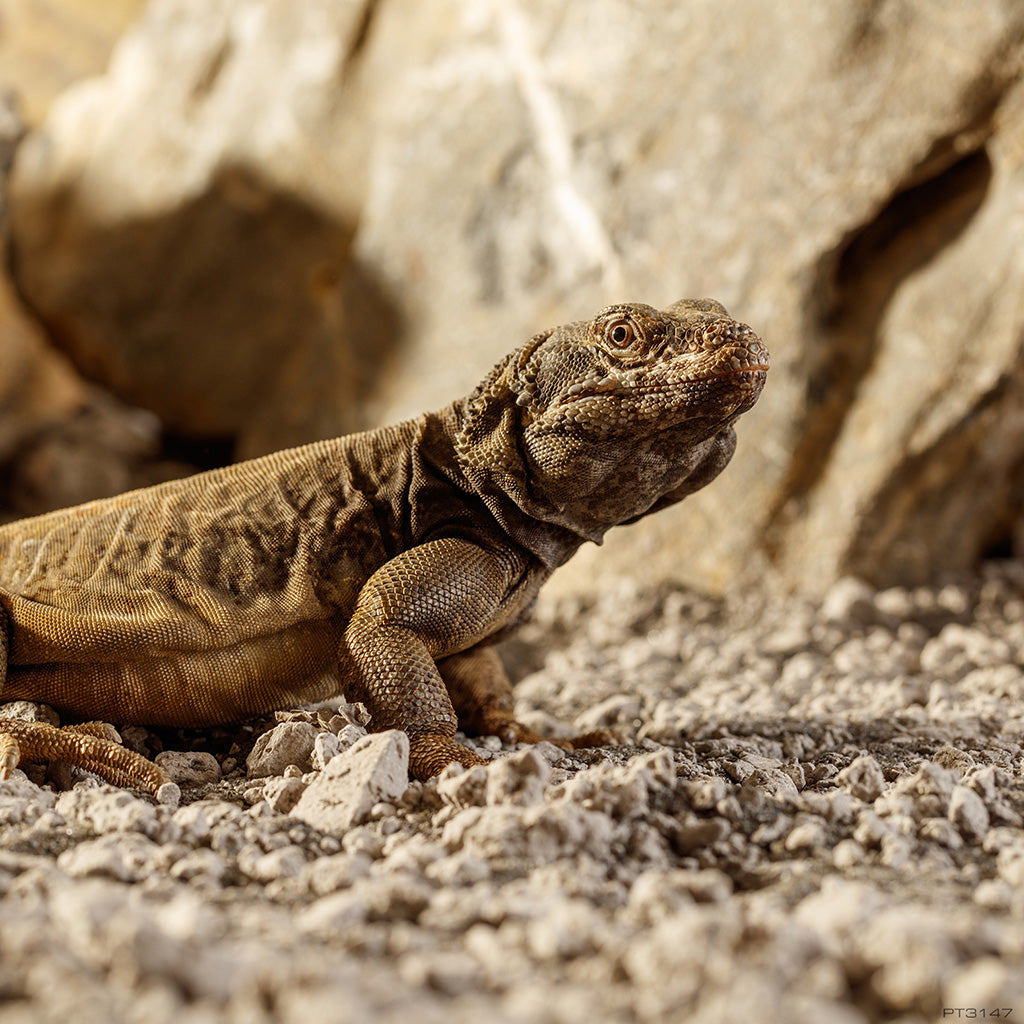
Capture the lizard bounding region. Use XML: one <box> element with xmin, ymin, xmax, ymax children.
<box><xmin>0</xmin><ymin>298</ymin><xmax>768</xmax><ymax>795</ymax></box>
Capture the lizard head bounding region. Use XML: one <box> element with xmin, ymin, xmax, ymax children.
<box><xmin>456</xmin><ymin>299</ymin><xmax>769</xmax><ymax>541</ymax></box>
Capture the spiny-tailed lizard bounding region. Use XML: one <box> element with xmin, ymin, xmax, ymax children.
<box><xmin>0</xmin><ymin>299</ymin><xmax>768</xmax><ymax>796</ymax></box>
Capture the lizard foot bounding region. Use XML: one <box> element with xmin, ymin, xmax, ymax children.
<box><xmin>479</xmin><ymin>713</ymin><xmax>617</xmax><ymax>752</ymax></box>
<box><xmin>551</xmin><ymin>727</ymin><xmax>619</xmax><ymax>751</ymax></box>
<box><xmin>408</xmin><ymin>734</ymin><xmax>487</xmax><ymax>780</ymax></box>
<box><xmin>0</xmin><ymin>718</ymin><xmax>172</xmax><ymax>796</ymax></box>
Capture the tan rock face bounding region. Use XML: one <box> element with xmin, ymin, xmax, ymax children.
<box><xmin>0</xmin><ymin>0</ymin><xmax>143</xmax><ymax>126</ymax></box>
<box><xmin>0</xmin><ymin>90</ymin><xmax>89</xmax><ymax>487</ymax></box>
<box><xmin>7</xmin><ymin>0</ymin><xmax>1024</xmax><ymax>590</ymax></box>
<box><xmin>1</xmin><ymin>91</ymin><xmax>194</xmax><ymax>518</ymax></box>
<box><xmin>0</xmin><ymin>88</ymin><xmax>21</xmax><ymax>236</ymax></box>
<box><xmin>8</xmin><ymin>0</ymin><xmax>391</xmax><ymax>455</ymax></box>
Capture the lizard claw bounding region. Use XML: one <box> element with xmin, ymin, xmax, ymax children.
<box><xmin>0</xmin><ymin>731</ymin><xmax>20</xmax><ymax>779</ymax></box>
<box><xmin>555</xmin><ymin>727</ymin><xmax>619</xmax><ymax>751</ymax></box>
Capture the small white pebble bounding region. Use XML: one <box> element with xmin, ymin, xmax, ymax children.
<box><xmin>156</xmin><ymin>782</ymin><xmax>181</xmax><ymax>808</ymax></box>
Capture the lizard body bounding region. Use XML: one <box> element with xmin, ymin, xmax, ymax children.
<box><xmin>0</xmin><ymin>299</ymin><xmax>768</xmax><ymax>790</ymax></box>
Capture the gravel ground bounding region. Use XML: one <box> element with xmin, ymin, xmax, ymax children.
<box><xmin>2</xmin><ymin>562</ymin><xmax>1024</xmax><ymax>1024</ymax></box>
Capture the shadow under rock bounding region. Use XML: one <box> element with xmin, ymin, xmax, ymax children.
<box><xmin>8</xmin><ymin>163</ymin><xmax>406</xmax><ymax>468</ymax></box>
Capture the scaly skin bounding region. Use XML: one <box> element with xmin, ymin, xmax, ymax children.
<box><xmin>0</xmin><ymin>299</ymin><xmax>768</xmax><ymax>792</ymax></box>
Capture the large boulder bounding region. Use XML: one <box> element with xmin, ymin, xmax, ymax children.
<box><xmin>8</xmin><ymin>0</ymin><xmax>392</xmax><ymax>456</ymax></box>
<box><xmin>344</xmin><ymin>0</ymin><xmax>1024</xmax><ymax>593</ymax></box>
<box><xmin>0</xmin><ymin>89</ymin><xmax>86</xmax><ymax>484</ymax></box>
<box><xmin>8</xmin><ymin>0</ymin><xmax>1024</xmax><ymax>591</ymax></box>
<box><xmin>0</xmin><ymin>90</ymin><xmax>187</xmax><ymax>519</ymax></box>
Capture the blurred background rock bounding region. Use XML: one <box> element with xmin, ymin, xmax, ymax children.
<box><xmin>1</xmin><ymin>0</ymin><xmax>1023</xmax><ymax>594</ymax></box>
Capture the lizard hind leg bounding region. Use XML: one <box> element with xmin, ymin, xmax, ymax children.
<box><xmin>438</xmin><ymin>646</ymin><xmax>616</xmax><ymax>753</ymax></box>
<box><xmin>0</xmin><ymin>717</ymin><xmax>172</xmax><ymax>795</ymax></box>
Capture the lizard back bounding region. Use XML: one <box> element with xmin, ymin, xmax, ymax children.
<box><xmin>0</xmin><ymin>432</ymin><xmax>399</xmax><ymax>666</ymax></box>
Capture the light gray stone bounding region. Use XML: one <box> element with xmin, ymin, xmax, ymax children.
<box><xmin>437</xmin><ymin>764</ymin><xmax>490</xmax><ymax>809</ymax></box>
<box><xmin>948</xmin><ymin>784</ymin><xmax>990</xmax><ymax>841</ymax></box>
<box><xmin>311</xmin><ymin>731</ymin><xmax>342</xmax><ymax>771</ymax></box>
<box><xmin>263</xmin><ymin>776</ymin><xmax>307</xmax><ymax>814</ymax></box>
<box><xmin>0</xmin><ymin>699</ymin><xmax>59</xmax><ymax>726</ymax></box>
<box><xmin>54</xmin><ymin>786</ymin><xmax>162</xmax><ymax>837</ymax></box>
<box><xmin>945</xmin><ymin>957</ymin><xmax>1024</xmax><ymax>1010</ymax></box>
<box><xmin>996</xmin><ymin>841</ymin><xmax>1024</xmax><ymax>887</ymax></box>
<box><xmin>154</xmin><ymin>750</ymin><xmax>221</xmax><ymax>788</ymax></box>
<box><xmin>56</xmin><ymin>832</ymin><xmax>164</xmax><ymax>882</ymax></box>
<box><xmin>169</xmin><ymin>847</ymin><xmax>228</xmax><ymax>885</ymax></box>
<box><xmin>485</xmin><ymin>748</ymin><xmax>550</xmax><ymax>807</ymax></box>
<box><xmin>291</xmin><ymin>730</ymin><xmax>409</xmax><ymax>834</ymax></box>
<box><xmin>836</xmin><ymin>755</ymin><xmax>887</xmax><ymax>803</ymax></box>
<box><xmin>246</xmin><ymin>721</ymin><xmax>318</xmax><ymax>778</ymax></box>
<box><xmin>821</xmin><ymin>577</ymin><xmax>877</xmax><ymax>625</ymax></box>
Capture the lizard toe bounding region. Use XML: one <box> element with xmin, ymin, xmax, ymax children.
<box><xmin>0</xmin><ymin>731</ymin><xmax>20</xmax><ymax>779</ymax></box>
<box><xmin>478</xmin><ymin>715</ymin><xmax>618</xmax><ymax>753</ymax></box>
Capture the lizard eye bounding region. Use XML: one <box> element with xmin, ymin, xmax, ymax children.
<box><xmin>608</xmin><ymin>321</ymin><xmax>633</xmax><ymax>348</ymax></box>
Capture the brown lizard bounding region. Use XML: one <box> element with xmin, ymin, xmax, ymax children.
<box><xmin>0</xmin><ymin>299</ymin><xmax>768</xmax><ymax>794</ymax></box>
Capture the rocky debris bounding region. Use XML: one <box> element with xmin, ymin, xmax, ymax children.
<box><xmin>1</xmin><ymin>563</ymin><xmax>1024</xmax><ymax>1021</ymax></box>
<box><xmin>154</xmin><ymin>750</ymin><xmax>221</xmax><ymax>789</ymax></box>
<box><xmin>246</xmin><ymin>721</ymin><xmax>320</xmax><ymax>779</ymax></box>
<box><xmin>0</xmin><ymin>699</ymin><xmax>60</xmax><ymax>726</ymax></box>
<box><xmin>245</xmin><ymin>700</ymin><xmax>370</xmax><ymax>780</ymax></box>
<box><xmin>8</xmin><ymin>1</ymin><xmax>1024</xmax><ymax>587</ymax></box>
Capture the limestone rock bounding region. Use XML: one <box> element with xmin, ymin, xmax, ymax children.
<box><xmin>8</xmin><ymin>0</ymin><xmax>391</xmax><ymax>457</ymax></box>
<box><xmin>0</xmin><ymin>89</ymin><xmax>92</xmax><ymax>500</ymax></box>
<box><xmin>246</xmin><ymin>721</ymin><xmax>318</xmax><ymax>778</ymax></box>
<box><xmin>8</xmin><ymin>1</ymin><xmax>1024</xmax><ymax>590</ymax></box>
<box><xmin>291</xmin><ymin>730</ymin><xmax>409</xmax><ymax>835</ymax></box>
<box><xmin>836</xmin><ymin>755</ymin><xmax>887</xmax><ymax>804</ymax></box>
<box><xmin>339</xmin><ymin>0</ymin><xmax>1024</xmax><ymax>593</ymax></box>
<box><xmin>3</xmin><ymin>89</ymin><xmax>172</xmax><ymax>519</ymax></box>
<box><xmin>0</xmin><ymin>88</ymin><xmax>20</xmax><ymax>224</ymax></box>
<box><xmin>154</xmin><ymin>751</ymin><xmax>222</xmax><ymax>789</ymax></box>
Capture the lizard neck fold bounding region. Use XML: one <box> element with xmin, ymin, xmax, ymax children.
<box><xmin>421</xmin><ymin>403</ymin><xmax>592</xmax><ymax>570</ymax></box>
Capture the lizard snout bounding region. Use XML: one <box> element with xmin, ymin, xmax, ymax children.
<box><xmin>671</xmin><ymin>316</ymin><xmax>771</xmax><ymax>377</ymax></box>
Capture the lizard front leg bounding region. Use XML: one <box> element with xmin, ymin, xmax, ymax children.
<box><xmin>340</xmin><ymin>537</ymin><xmax>531</xmax><ymax>779</ymax></box>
